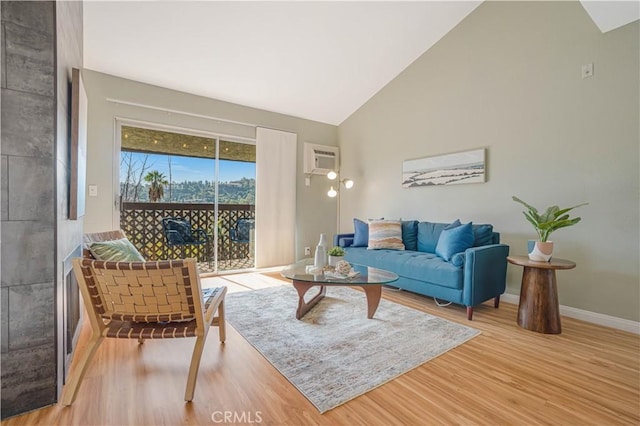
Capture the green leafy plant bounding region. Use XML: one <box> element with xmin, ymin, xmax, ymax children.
<box><xmin>512</xmin><ymin>196</ymin><xmax>587</xmax><ymax>242</ymax></box>
<box><xmin>328</xmin><ymin>246</ymin><xmax>345</xmax><ymax>256</ymax></box>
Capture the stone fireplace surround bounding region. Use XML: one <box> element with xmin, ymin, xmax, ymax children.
<box><xmin>1</xmin><ymin>1</ymin><xmax>84</xmax><ymax>419</ymax></box>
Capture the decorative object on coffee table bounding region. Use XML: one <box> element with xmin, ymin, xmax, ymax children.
<box><xmin>512</xmin><ymin>196</ymin><xmax>587</xmax><ymax>261</ymax></box>
<box><xmin>507</xmin><ymin>255</ymin><xmax>576</xmax><ymax>334</ymax></box>
<box><xmin>334</xmin><ymin>259</ymin><xmax>352</xmax><ymax>275</ymax></box>
<box><xmin>327</xmin><ymin>246</ymin><xmax>345</xmax><ymax>266</ymax></box>
<box><xmin>314</xmin><ymin>233</ymin><xmax>328</xmax><ymax>267</ymax></box>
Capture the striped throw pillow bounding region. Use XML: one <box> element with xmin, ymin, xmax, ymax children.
<box><xmin>367</xmin><ymin>220</ymin><xmax>405</xmax><ymax>250</ymax></box>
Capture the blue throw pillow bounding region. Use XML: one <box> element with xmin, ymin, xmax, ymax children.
<box><xmin>445</xmin><ymin>219</ymin><xmax>461</xmax><ymax>230</ymax></box>
<box><xmin>417</xmin><ymin>220</ymin><xmax>461</xmax><ymax>253</ymax></box>
<box><xmin>352</xmin><ymin>218</ymin><xmax>369</xmax><ymax>247</ymax></box>
<box><xmin>401</xmin><ymin>220</ymin><xmax>419</xmax><ymax>251</ymax></box>
<box><xmin>451</xmin><ymin>252</ymin><xmax>466</xmax><ymax>267</ymax></box>
<box><xmin>472</xmin><ymin>224</ymin><xmax>494</xmax><ymax>247</ymax></box>
<box><xmin>435</xmin><ymin>222</ymin><xmax>474</xmax><ymax>261</ymax></box>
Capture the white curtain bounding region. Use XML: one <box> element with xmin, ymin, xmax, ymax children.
<box><xmin>255</xmin><ymin>127</ymin><xmax>297</xmax><ymax>268</ymax></box>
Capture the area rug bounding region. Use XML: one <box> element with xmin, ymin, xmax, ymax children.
<box><xmin>225</xmin><ymin>285</ymin><xmax>479</xmax><ymax>413</ymax></box>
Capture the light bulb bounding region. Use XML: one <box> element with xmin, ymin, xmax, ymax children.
<box><xmin>327</xmin><ymin>171</ymin><xmax>337</xmax><ymax>180</ymax></box>
<box><xmin>327</xmin><ymin>186</ymin><xmax>337</xmax><ymax>198</ymax></box>
<box><xmin>343</xmin><ymin>179</ymin><xmax>354</xmax><ymax>189</ymax></box>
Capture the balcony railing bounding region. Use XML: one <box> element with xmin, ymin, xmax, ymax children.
<box><xmin>120</xmin><ymin>202</ymin><xmax>255</xmax><ymax>272</ymax></box>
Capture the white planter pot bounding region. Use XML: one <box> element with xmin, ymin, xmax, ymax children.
<box><xmin>328</xmin><ymin>255</ymin><xmax>344</xmax><ymax>266</ymax></box>
<box><xmin>528</xmin><ymin>241</ymin><xmax>554</xmax><ymax>262</ymax></box>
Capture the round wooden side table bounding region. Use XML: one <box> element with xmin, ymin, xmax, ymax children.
<box><xmin>507</xmin><ymin>255</ymin><xmax>576</xmax><ymax>334</ymax></box>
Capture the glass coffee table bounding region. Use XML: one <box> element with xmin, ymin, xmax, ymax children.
<box><xmin>281</xmin><ymin>259</ymin><xmax>399</xmax><ymax>320</ymax></box>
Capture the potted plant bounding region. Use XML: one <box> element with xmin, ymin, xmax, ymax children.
<box><xmin>328</xmin><ymin>246</ymin><xmax>346</xmax><ymax>266</ymax></box>
<box><xmin>512</xmin><ymin>196</ymin><xmax>587</xmax><ymax>261</ymax></box>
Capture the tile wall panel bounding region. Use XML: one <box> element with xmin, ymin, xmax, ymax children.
<box><xmin>1</xmin><ymin>155</ymin><xmax>7</xmax><ymax>221</ymax></box>
<box><xmin>1</xmin><ymin>23</ymin><xmax>6</xmax><ymax>88</ymax></box>
<box><xmin>1</xmin><ymin>288</ymin><xmax>8</xmax><ymax>353</ymax></box>
<box><xmin>7</xmin><ymin>155</ymin><xmax>54</xmax><ymax>222</ymax></box>
<box><xmin>0</xmin><ymin>221</ymin><xmax>54</xmax><ymax>288</ymax></box>
<box><xmin>0</xmin><ymin>89</ymin><xmax>54</xmax><ymax>158</ymax></box>
<box><xmin>0</xmin><ymin>344</ymin><xmax>56</xmax><ymax>418</ymax></box>
<box><xmin>0</xmin><ymin>1</ymin><xmax>54</xmax><ymax>36</ymax></box>
<box><xmin>4</xmin><ymin>21</ymin><xmax>54</xmax><ymax>96</ymax></box>
<box><xmin>8</xmin><ymin>283</ymin><xmax>55</xmax><ymax>350</ymax></box>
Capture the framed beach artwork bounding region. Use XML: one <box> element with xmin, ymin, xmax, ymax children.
<box><xmin>402</xmin><ymin>148</ymin><xmax>486</xmax><ymax>188</ymax></box>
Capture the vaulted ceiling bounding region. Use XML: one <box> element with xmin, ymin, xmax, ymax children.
<box><xmin>84</xmin><ymin>1</ymin><xmax>639</xmax><ymax>126</ymax></box>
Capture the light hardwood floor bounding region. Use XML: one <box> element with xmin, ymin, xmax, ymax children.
<box><xmin>3</xmin><ymin>272</ymin><xmax>639</xmax><ymax>425</ymax></box>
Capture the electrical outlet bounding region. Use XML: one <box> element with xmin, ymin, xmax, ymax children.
<box><xmin>304</xmin><ymin>247</ymin><xmax>311</xmax><ymax>256</ymax></box>
<box><xmin>581</xmin><ymin>63</ymin><xmax>594</xmax><ymax>79</ymax></box>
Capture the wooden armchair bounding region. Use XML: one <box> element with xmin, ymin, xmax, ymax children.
<box><xmin>62</xmin><ymin>231</ymin><xmax>226</xmax><ymax>405</ymax></box>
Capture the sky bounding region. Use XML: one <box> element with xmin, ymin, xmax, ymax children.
<box><xmin>121</xmin><ymin>152</ymin><xmax>255</xmax><ymax>183</ymax></box>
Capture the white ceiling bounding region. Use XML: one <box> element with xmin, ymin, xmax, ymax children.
<box><xmin>84</xmin><ymin>1</ymin><xmax>639</xmax><ymax>126</ymax></box>
<box><xmin>580</xmin><ymin>0</ymin><xmax>639</xmax><ymax>33</ymax></box>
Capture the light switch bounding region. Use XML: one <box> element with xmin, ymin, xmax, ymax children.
<box><xmin>581</xmin><ymin>63</ymin><xmax>594</xmax><ymax>79</ymax></box>
<box><xmin>88</xmin><ymin>184</ymin><xmax>98</xmax><ymax>197</ymax></box>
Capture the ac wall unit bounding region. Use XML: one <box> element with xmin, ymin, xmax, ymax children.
<box><xmin>304</xmin><ymin>143</ymin><xmax>339</xmax><ymax>175</ymax></box>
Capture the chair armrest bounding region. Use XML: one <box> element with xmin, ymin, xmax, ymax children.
<box><xmin>165</xmin><ymin>229</ymin><xmax>185</xmax><ymax>245</ymax></box>
<box><xmin>334</xmin><ymin>233</ymin><xmax>355</xmax><ymax>247</ymax></box>
<box><xmin>462</xmin><ymin>244</ymin><xmax>510</xmax><ymax>307</ymax></box>
<box><xmin>204</xmin><ymin>286</ymin><xmax>227</xmax><ymax>324</ymax></box>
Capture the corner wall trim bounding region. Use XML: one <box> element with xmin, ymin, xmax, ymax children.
<box><xmin>106</xmin><ymin>98</ymin><xmax>257</xmax><ymax>128</ymax></box>
<box><xmin>500</xmin><ymin>293</ymin><xmax>640</xmax><ymax>335</ymax></box>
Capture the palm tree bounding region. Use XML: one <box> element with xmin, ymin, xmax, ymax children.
<box><xmin>144</xmin><ymin>170</ymin><xmax>168</xmax><ymax>202</ymax></box>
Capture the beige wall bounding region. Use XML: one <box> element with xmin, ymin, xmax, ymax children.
<box><xmin>338</xmin><ymin>2</ymin><xmax>639</xmax><ymax>321</ymax></box>
<box><xmin>82</xmin><ymin>70</ymin><xmax>338</xmax><ymax>261</ymax></box>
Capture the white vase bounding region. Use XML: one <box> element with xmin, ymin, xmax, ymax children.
<box><xmin>314</xmin><ymin>234</ymin><xmax>328</xmax><ymax>267</ymax></box>
<box><xmin>528</xmin><ymin>241</ymin><xmax>554</xmax><ymax>262</ymax></box>
<box><xmin>328</xmin><ymin>255</ymin><xmax>344</xmax><ymax>266</ymax></box>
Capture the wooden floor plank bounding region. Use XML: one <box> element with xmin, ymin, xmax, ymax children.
<box><xmin>2</xmin><ymin>273</ymin><xmax>638</xmax><ymax>426</ymax></box>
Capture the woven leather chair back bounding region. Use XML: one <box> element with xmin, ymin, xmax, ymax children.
<box><xmin>75</xmin><ymin>259</ymin><xmax>203</xmax><ymax>324</ymax></box>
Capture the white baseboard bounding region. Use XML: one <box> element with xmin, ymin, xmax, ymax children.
<box><xmin>500</xmin><ymin>293</ymin><xmax>640</xmax><ymax>335</ymax></box>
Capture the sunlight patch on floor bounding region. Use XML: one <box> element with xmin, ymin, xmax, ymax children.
<box><xmin>201</xmin><ymin>271</ymin><xmax>287</xmax><ymax>294</ymax></box>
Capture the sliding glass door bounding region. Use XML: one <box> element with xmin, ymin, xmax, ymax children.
<box><xmin>117</xmin><ymin>122</ymin><xmax>255</xmax><ymax>273</ymax></box>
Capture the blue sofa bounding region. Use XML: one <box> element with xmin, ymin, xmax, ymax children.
<box><xmin>334</xmin><ymin>220</ymin><xmax>509</xmax><ymax>320</ymax></box>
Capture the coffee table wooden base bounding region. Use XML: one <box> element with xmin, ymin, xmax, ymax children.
<box><xmin>292</xmin><ymin>280</ymin><xmax>382</xmax><ymax>320</ymax></box>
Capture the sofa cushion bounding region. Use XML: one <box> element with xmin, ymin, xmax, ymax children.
<box><xmin>368</xmin><ymin>220</ymin><xmax>405</xmax><ymax>250</ymax></box>
<box><xmin>446</xmin><ymin>219</ymin><xmax>461</xmax><ymax>230</ymax></box>
<box><xmin>417</xmin><ymin>221</ymin><xmax>453</xmax><ymax>253</ymax></box>
<box><xmin>352</xmin><ymin>218</ymin><xmax>369</xmax><ymax>247</ymax></box>
<box><xmin>472</xmin><ymin>224</ymin><xmax>494</xmax><ymax>247</ymax></box>
<box><xmin>345</xmin><ymin>247</ymin><xmax>463</xmax><ymax>289</ymax></box>
<box><xmin>401</xmin><ymin>220</ymin><xmax>419</xmax><ymax>251</ymax></box>
<box><xmin>435</xmin><ymin>222</ymin><xmax>475</xmax><ymax>261</ymax></box>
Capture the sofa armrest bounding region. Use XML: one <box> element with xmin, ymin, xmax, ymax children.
<box><xmin>334</xmin><ymin>233</ymin><xmax>355</xmax><ymax>248</ymax></box>
<box><xmin>462</xmin><ymin>244</ymin><xmax>510</xmax><ymax>307</ymax></box>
